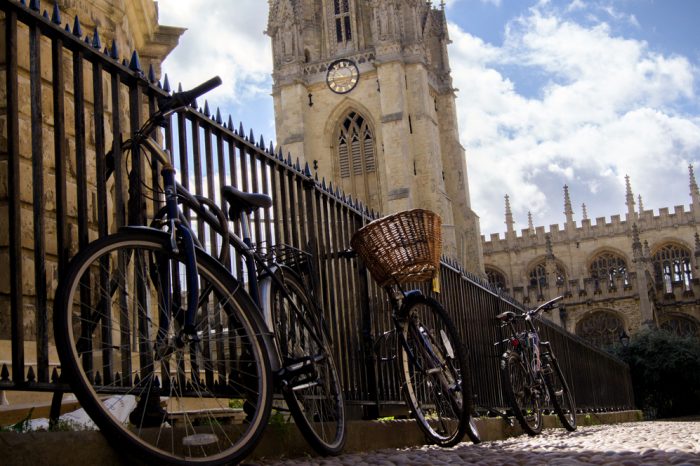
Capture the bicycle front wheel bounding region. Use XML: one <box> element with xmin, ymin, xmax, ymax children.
<box><xmin>54</xmin><ymin>230</ymin><xmax>273</xmax><ymax>466</ymax></box>
<box><xmin>501</xmin><ymin>350</ymin><xmax>543</xmax><ymax>435</ymax></box>
<box><xmin>269</xmin><ymin>267</ymin><xmax>347</xmax><ymax>455</ymax></box>
<box><xmin>544</xmin><ymin>355</ymin><xmax>577</xmax><ymax>431</ymax></box>
<box><xmin>398</xmin><ymin>295</ymin><xmax>473</xmax><ymax>447</ymax></box>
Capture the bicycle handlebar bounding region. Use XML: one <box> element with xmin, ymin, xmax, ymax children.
<box><xmin>158</xmin><ymin>76</ymin><xmax>222</xmax><ymax>115</ymax></box>
<box><xmin>530</xmin><ymin>295</ymin><xmax>564</xmax><ymax>316</ymax></box>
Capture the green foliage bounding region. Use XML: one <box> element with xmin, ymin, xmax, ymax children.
<box><xmin>609</xmin><ymin>328</ymin><xmax>700</xmax><ymax>419</ymax></box>
<box><xmin>0</xmin><ymin>408</ymin><xmax>34</xmax><ymax>433</ymax></box>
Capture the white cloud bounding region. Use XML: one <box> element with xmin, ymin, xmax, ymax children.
<box><xmin>448</xmin><ymin>4</ymin><xmax>700</xmax><ymax>235</ymax></box>
<box><xmin>157</xmin><ymin>0</ymin><xmax>271</xmax><ymax>107</ymax></box>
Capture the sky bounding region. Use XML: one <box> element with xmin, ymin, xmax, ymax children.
<box><xmin>157</xmin><ymin>0</ymin><xmax>700</xmax><ymax>237</ymax></box>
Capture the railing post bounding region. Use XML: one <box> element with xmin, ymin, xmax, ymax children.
<box><xmin>351</xmin><ymin>212</ymin><xmax>380</xmax><ymax>419</ymax></box>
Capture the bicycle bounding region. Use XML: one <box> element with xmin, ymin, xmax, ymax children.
<box><xmin>53</xmin><ymin>77</ymin><xmax>346</xmax><ymax>465</ymax></box>
<box><xmin>350</xmin><ymin>209</ymin><xmax>480</xmax><ymax>446</ymax></box>
<box><xmin>496</xmin><ymin>295</ymin><xmax>577</xmax><ymax>435</ymax></box>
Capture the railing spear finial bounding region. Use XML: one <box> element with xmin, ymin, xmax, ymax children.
<box><xmin>29</xmin><ymin>0</ymin><xmax>39</xmax><ymax>12</ymax></box>
<box><xmin>42</xmin><ymin>10</ymin><xmax>49</xmax><ymax>20</ymax></box>
<box><xmin>203</xmin><ymin>100</ymin><xmax>210</xmax><ymax>117</ymax></box>
<box><xmin>148</xmin><ymin>64</ymin><xmax>156</xmax><ymax>83</ymax></box>
<box><xmin>110</xmin><ymin>40</ymin><xmax>118</xmax><ymax>60</ymax></box>
<box><xmin>92</xmin><ymin>27</ymin><xmax>101</xmax><ymax>49</ymax></box>
<box><xmin>129</xmin><ymin>50</ymin><xmax>142</xmax><ymax>74</ymax></box>
<box><xmin>216</xmin><ymin>108</ymin><xmax>222</xmax><ymax>125</ymax></box>
<box><xmin>239</xmin><ymin>121</ymin><xmax>244</xmax><ymax>137</ymax></box>
<box><xmin>259</xmin><ymin>134</ymin><xmax>265</xmax><ymax>149</ymax></box>
<box><xmin>249</xmin><ymin>128</ymin><xmax>255</xmax><ymax>143</ymax></box>
<box><xmin>51</xmin><ymin>3</ymin><xmax>61</xmax><ymax>24</ymax></box>
<box><xmin>228</xmin><ymin>115</ymin><xmax>234</xmax><ymax>131</ymax></box>
<box><xmin>72</xmin><ymin>15</ymin><xmax>82</xmax><ymax>37</ymax></box>
<box><xmin>163</xmin><ymin>74</ymin><xmax>171</xmax><ymax>93</ymax></box>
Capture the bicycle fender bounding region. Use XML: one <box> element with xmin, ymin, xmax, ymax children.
<box><xmin>400</xmin><ymin>290</ymin><xmax>425</xmax><ymax>314</ymax></box>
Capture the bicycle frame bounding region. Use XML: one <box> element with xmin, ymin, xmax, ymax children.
<box><xmin>133</xmin><ymin>132</ymin><xmax>326</xmax><ymax>379</ymax></box>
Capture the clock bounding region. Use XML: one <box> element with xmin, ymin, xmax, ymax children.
<box><xmin>326</xmin><ymin>59</ymin><xmax>359</xmax><ymax>94</ymax></box>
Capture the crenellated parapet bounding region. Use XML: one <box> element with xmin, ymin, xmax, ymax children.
<box><xmin>483</xmin><ymin>204</ymin><xmax>698</xmax><ymax>254</ymax></box>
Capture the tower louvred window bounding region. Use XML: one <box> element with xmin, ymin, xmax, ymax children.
<box><xmin>336</xmin><ymin>111</ymin><xmax>379</xmax><ymax>209</ymax></box>
<box><xmin>334</xmin><ymin>0</ymin><xmax>352</xmax><ymax>43</ymax></box>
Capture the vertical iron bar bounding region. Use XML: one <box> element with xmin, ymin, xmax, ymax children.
<box><xmin>29</xmin><ymin>18</ymin><xmax>48</xmax><ymax>384</ymax></box>
<box><xmin>93</xmin><ymin>58</ymin><xmax>112</xmax><ymax>386</ymax></box>
<box><xmin>6</xmin><ymin>10</ymin><xmax>24</xmax><ymax>386</ymax></box>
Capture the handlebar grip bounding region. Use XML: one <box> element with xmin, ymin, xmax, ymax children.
<box><xmin>159</xmin><ymin>76</ymin><xmax>222</xmax><ymax>113</ymax></box>
<box><xmin>178</xmin><ymin>76</ymin><xmax>222</xmax><ymax>104</ymax></box>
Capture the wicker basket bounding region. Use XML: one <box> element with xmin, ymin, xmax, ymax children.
<box><xmin>350</xmin><ymin>209</ymin><xmax>442</xmax><ymax>287</ymax></box>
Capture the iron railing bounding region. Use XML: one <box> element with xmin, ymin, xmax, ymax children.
<box><xmin>0</xmin><ymin>0</ymin><xmax>634</xmax><ymax>418</ymax></box>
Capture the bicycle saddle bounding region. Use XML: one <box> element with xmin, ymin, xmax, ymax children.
<box><xmin>496</xmin><ymin>310</ymin><xmax>517</xmax><ymax>322</ymax></box>
<box><xmin>222</xmin><ymin>185</ymin><xmax>272</xmax><ymax>218</ymax></box>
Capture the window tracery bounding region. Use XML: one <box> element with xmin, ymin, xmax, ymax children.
<box><xmin>660</xmin><ymin>315</ymin><xmax>699</xmax><ymax>338</ymax></box>
<box><xmin>652</xmin><ymin>243</ymin><xmax>693</xmax><ymax>293</ymax></box>
<box><xmin>575</xmin><ymin>311</ymin><xmax>625</xmax><ymax>349</ymax></box>
<box><xmin>336</xmin><ymin>111</ymin><xmax>379</xmax><ymax>210</ymax></box>
<box><xmin>589</xmin><ymin>251</ymin><xmax>629</xmax><ymax>289</ymax></box>
<box><xmin>485</xmin><ymin>267</ymin><xmax>507</xmax><ymax>290</ymax></box>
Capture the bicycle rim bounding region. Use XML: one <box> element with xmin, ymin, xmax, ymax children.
<box><xmin>502</xmin><ymin>350</ymin><xmax>542</xmax><ymax>435</ymax></box>
<box><xmin>54</xmin><ymin>231</ymin><xmax>273</xmax><ymax>465</ymax></box>
<box><xmin>399</xmin><ymin>296</ymin><xmax>471</xmax><ymax>447</ymax></box>
<box><xmin>545</xmin><ymin>359</ymin><xmax>577</xmax><ymax>431</ymax></box>
<box><xmin>271</xmin><ymin>269</ymin><xmax>346</xmax><ymax>455</ymax></box>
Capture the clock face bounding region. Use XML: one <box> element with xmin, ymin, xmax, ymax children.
<box><xmin>326</xmin><ymin>59</ymin><xmax>359</xmax><ymax>94</ymax></box>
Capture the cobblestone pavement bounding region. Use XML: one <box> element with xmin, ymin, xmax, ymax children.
<box><xmin>249</xmin><ymin>420</ymin><xmax>700</xmax><ymax>465</ymax></box>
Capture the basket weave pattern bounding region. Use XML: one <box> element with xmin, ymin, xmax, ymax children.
<box><xmin>351</xmin><ymin>209</ymin><xmax>442</xmax><ymax>287</ymax></box>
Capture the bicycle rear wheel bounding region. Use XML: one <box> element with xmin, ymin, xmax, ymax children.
<box><xmin>398</xmin><ymin>295</ymin><xmax>473</xmax><ymax>447</ymax></box>
<box><xmin>54</xmin><ymin>230</ymin><xmax>273</xmax><ymax>465</ymax></box>
<box><xmin>269</xmin><ymin>268</ymin><xmax>346</xmax><ymax>455</ymax></box>
<box><xmin>501</xmin><ymin>350</ymin><xmax>543</xmax><ymax>435</ymax></box>
<box><xmin>544</xmin><ymin>355</ymin><xmax>577</xmax><ymax>431</ymax></box>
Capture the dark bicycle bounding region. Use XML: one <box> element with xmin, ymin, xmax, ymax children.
<box><xmin>496</xmin><ymin>296</ymin><xmax>577</xmax><ymax>435</ymax></box>
<box><xmin>350</xmin><ymin>209</ymin><xmax>480</xmax><ymax>446</ymax></box>
<box><xmin>53</xmin><ymin>77</ymin><xmax>346</xmax><ymax>465</ymax></box>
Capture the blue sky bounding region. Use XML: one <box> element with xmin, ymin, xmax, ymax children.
<box><xmin>158</xmin><ymin>0</ymin><xmax>700</xmax><ymax>236</ymax></box>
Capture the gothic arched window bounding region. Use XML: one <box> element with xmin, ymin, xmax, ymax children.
<box><xmin>652</xmin><ymin>243</ymin><xmax>693</xmax><ymax>293</ymax></box>
<box><xmin>576</xmin><ymin>311</ymin><xmax>625</xmax><ymax>349</ymax></box>
<box><xmin>334</xmin><ymin>0</ymin><xmax>352</xmax><ymax>43</ymax></box>
<box><xmin>589</xmin><ymin>251</ymin><xmax>629</xmax><ymax>289</ymax></box>
<box><xmin>660</xmin><ymin>315</ymin><xmax>699</xmax><ymax>338</ymax></box>
<box><xmin>485</xmin><ymin>267</ymin><xmax>507</xmax><ymax>291</ymax></box>
<box><xmin>528</xmin><ymin>260</ymin><xmax>566</xmax><ymax>296</ymax></box>
<box><xmin>336</xmin><ymin>111</ymin><xmax>380</xmax><ymax>211</ymax></box>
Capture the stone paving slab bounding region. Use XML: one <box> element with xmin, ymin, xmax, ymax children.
<box><xmin>250</xmin><ymin>420</ymin><xmax>700</xmax><ymax>466</ymax></box>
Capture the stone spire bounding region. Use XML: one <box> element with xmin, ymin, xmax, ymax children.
<box><xmin>695</xmin><ymin>232</ymin><xmax>700</xmax><ymax>261</ymax></box>
<box><xmin>545</xmin><ymin>233</ymin><xmax>555</xmax><ymax>260</ymax></box>
<box><xmin>638</xmin><ymin>194</ymin><xmax>644</xmax><ymax>214</ymax></box>
<box><xmin>581</xmin><ymin>203</ymin><xmax>588</xmax><ymax>221</ymax></box>
<box><xmin>505</xmin><ymin>194</ymin><xmax>515</xmax><ymax>239</ymax></box>
<box><xmin>631</xmin><ymin>223</ymin><xmax>655</xmax><ymax>327</ymax></box>
<box><xmin>528</xmin><ymin>211</ymin><xmax>535</xmax><ymax>236</ymax></box>
<box><xmin>563</xmin><ymin>185</ymin><xmax>574</xmax><ymax>230</ymax></box>
<box><xmin>632</xmin><ymin>224</ymin><xmax>643</xmax><ymax>262</ymax></box>
<box><xmin>689</xmin><ymin>165</ymin><xmax>700</xmax><ymax>220</ymax></box>
<box><xmin>625</xmin><ymin>175</ymin><xmax>636</xmax><ymax>223</ymax></box>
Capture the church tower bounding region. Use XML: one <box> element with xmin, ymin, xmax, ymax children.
<box><xmin>267</xmin><ymin>0</ymin><xmax>484</xmax><ymax>272</ymax></box>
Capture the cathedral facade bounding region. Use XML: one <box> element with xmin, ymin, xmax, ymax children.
<box><xmin>266</xmin><ymin>0</ymin><xmax>484</xmax><ymax>272</ymax></box>
<box><xmin>482</xmin><ymin>170</ymin><xmax>700</xmax><ymax>348</ymax></box>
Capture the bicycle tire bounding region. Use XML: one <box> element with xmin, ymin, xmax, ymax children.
<box><xmin>501</xmin><ymin>350</ymin><xmax>543</xmax><ymax>435</ymax></box>
<box><xmin>398</xmin><ymin>295</ymin><xmax>473</xmax><ymax>447</ymax></box>
<box><xmin>269</xmin><ymin>267</ymin><xmax>347</xmax><ymax>455</ymax></box>
<box><xmin>544</xmin><ymin>355</ymin><xmax>577</xmax><ymax>431</ymax></box>
<box><xmin>54</xmin><ymin>229</ymin><xmax>273</xmax><ymax>466</ymax></box>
